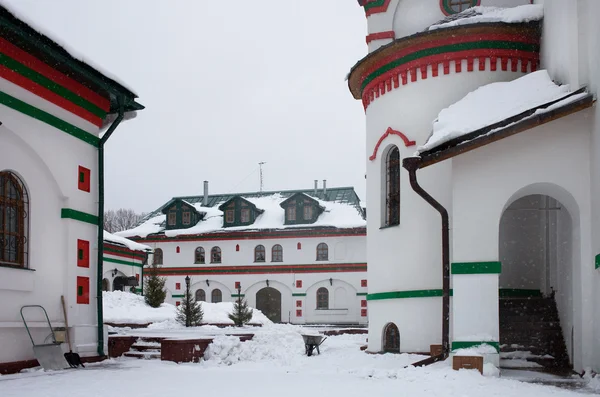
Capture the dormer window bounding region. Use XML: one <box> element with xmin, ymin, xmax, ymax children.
<box><xmin>241</xmin><ymin>208</ymin><xmax>250</xmax><ymax>223</ymax></box>
<box><xmin>303</xmin><ymin>205</ymin><xmax>313</xmax><ymax>220</ymax></box>
<box><xmin>287</xmin><ymin>206</ymin><xmax>296</xmax><ymax>221</ymax></box>
<box><xmin>182</xmin><ymin>211</ymin><xmax>191</xmax><ymax>225</ymax></box>
<box><xmin>226</xmin><ymin>210</ymin><xmax>234</xmax><ymax>224</ymax></box>
<box><xmin>168</xmin><ymin>211</ymin><xmax>176</xmax><ymax>226</ymax></box>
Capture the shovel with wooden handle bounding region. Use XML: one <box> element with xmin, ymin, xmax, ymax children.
<box><xmin>61</xmin><ymin>295</ymin><xmax>84</xmax><ymax>368</ymax></box>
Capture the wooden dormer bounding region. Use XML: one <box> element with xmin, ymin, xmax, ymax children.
<box><xmin>161</xmin><ymin>199</ymin><xmax>202</xmax><ymax>230</ymax></box>
<box><xmin>218</xmin><ymin>196</ymin><xmax>264</xmax><ymax>228</ymax></box>
<box><xmin>279</xmin><ymin>193</ymin><xmax>325</xmax><ymax>225</ymax></box>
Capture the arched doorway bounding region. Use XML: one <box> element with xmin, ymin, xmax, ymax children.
<box><xmin>499</xmin><ymin>194</ymin><xmax>573</xmax><ymax>367</ymax></box>
<box><xmin>256</xmin><ymin>287</ymin><xmax>281</xmax><ymax>323</ymax></box>
<box><xmin>383</xmin><ymin>323</ymin><xmax>400</xmax><ymax>353</ymax></box>
<box><xmin>113</xmin><ymin>276</ymin><xmax>128</xmax><ymax>291</ymax></box>
<box><xmin>102</xmin><ymin>278</ymin><xmax>110</xmax><ymax>292</ymax></box>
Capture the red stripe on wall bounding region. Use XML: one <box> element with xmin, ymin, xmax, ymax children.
<box><xmin>366</xmin><ymin>31</ymin><xmax>396</xmax><ymax>44</ymax></box>
<box><xmin>0</xmin><ymin>65</ymin><xmax>103</xmax><ymax>127</ymax></box>
<box><xmin>0</xmin><ymin>38</ymin><xmax>110</xmax><ymax>112</ymax></box>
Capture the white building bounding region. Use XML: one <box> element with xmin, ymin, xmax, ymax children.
<box><xmin>0</xmin><ymin>5</ymin><xmax>142</xmax><ymax>373</ymax></box>
<box><xmin>102</xmin><ymin>231</ymin><xmax>152</xmax><ymax>294</ymax></box>
<box><xmin>118</xmin><ymin>183</ymin><xmax>368</xmax><ymax>325</ymax></box>
<box><xmin>349</xmin><ymin>0</ymin><xmax>599</xmax><ymax>372</ymax></box>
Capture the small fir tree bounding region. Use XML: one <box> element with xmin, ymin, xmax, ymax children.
<box><xmin>144</xmin><ymin>263</ymin><xmax>166</xmax><ymax>308</ymax></box>
<box><xmin>176</xmin><ymin>277</ymin><xmax>203</xmax><ymax>327</ymax></box>
<box><xmin>228</xmin><ymin>287</ymin><xmax>253</xmax><ymax>327</ymax></box>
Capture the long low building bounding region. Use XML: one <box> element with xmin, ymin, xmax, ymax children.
<box><xmin>102</xmin><ymin>231</ymin><xmax>152</xmax><ymax>294</ymax></box>
<box><xmin>118</xmin><ymin>183</ymin><xmax>368</xmax><ymax>325</ymax></box>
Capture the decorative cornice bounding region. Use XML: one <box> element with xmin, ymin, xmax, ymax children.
<box><xmin>347</xmin><ymin>23</ymin><xmax>542</xmax><ymax>110</ymax></box>
<box><xmin>366</xmin><ymin>31</ymin><xmax>395</xmax><ymax>44</ymax></box>
<box><xmin>360</xmin><ymin>0</ymin><xmax>392</xmax><ymax>17</ymax></box>
<box><xmin>369</xmin><ymin>127</ymin><xmax>415</xmax><ymax>161</ymax></box>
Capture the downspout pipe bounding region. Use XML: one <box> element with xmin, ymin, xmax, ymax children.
<box><xmin>403</xmin><ymin>156</ymin><xmax>450</xmax><ymax>364</ymax></box>
<box><xmin>96</xmin><ymin>96</ymin><xmax>125</xmax><ymax>357</ymax></box>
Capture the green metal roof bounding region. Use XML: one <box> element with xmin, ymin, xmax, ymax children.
<box><xmin>140</xmin><ymin>186</ymin><xmax>362</xmax><ymax>225</ymax></box>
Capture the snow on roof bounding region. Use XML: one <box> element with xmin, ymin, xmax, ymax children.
<box><xmin>117</xmin><ymin>193</ymin><xmax>366</xmax><ymax>239</ymax></box>
<box><xmin>417</xmin><ymin>70</ymin><xmax>588</xmax><ymax>154</ymax></box>
<box><xmin>0</xmin><ymin>1</ymin><xmax>137</xmax><ymax>94</ymax></box>
<box><xmin>104</xmin><ymin>230</ymin><xmax>152</xmax><ymax>252</ymax></box>
<box><xmin>428</xmin><ymin>4</ymin><xmax>543</xmax><ymax>31</ymax></box>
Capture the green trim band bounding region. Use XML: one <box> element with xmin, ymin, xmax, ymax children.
<box><xmin>61</xmin><ymin>208</ymin><xmax>98</xmax><ymax>225</ymax></box>
<box><xmin>356</xmin><ymin>292</ymin><xmax>368</xmax><ymax>296</ymax></box>
<box><xmin>231</xmin><ymin>294</ymin><xmax>245</xmax><ymax>298</ymax></box>
<box><xmin>363</xmin><ymin>0</ymin><xmax>386</xmax><ymax>11</ymax></box>
<box><xmin>171</xmin><ymin>294</ymin><xmax>184</xmax><ymax>298</ymax></box>
<box><xmin>292</xmin><ymin>293</ymin><xmax>307</xmax><ymax>297</ymax></box>
<box><xmin>367</xmin><ymin>289</ymin><xmax>454</xmax><ymax>301</ymax></box>
<box><xmin>499</xmin><ymin>289</ymin><xmax>542</xmax><ymax>298</ymax></box>
<box><xmin>0</xmin><ymin>90</ymin><xmax>99</xmax><ymax>146</ymax></box>
<box><xmin>452</xmin><ymin>341</ymin><xmax>500</xmax><ymax>352</ymax></box>
<box><xmin>362</xmin><ymin>41</ymin><xmax>539</xmax><ymax>91</ymax></box>
<box><xmin>596</xmin><ymin>254</ymin><xmax>600</xmax><ymax>269</ymax></box>
<box><xmin>104</xmin><ymin>246</ymin><xmax>146</xmax><ymax>260</ymax></box>
<box><xmin>451</xmin><ymin>261</ymin><xmax>501</xmax><ymax>274</ymax></box>
<box><xmin>0</xmin><ymin>54</ymin><xmax>107</xmax><ymax>118</ymax></box>
<box><xmin>103</xmin><ymin>257</ymin><xmax>142</xmax><ymax>268</ymax></box>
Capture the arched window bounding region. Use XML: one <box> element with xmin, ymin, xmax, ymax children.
<box><xmin>316</xmin><ymin>243</ymin><xmax>328</xmax><ymax>261</ymax></box>
<box><xmin>0</xmin><ymin>171</ymin><xmax>29</xmax><ymax>268</ymax></box>
<box><xmin>195</xmin><ymin>247</ymin><xmax>205</xmax><ymax>264</ymax></box>
<box><xmin>254</xmin><ymin>245</ymin><xmax>266</xmax><ymax>262</ymax></box>
<box><xmin>385</xmin><ymin>146</ymin><xmax>400</xmax><ymax>226</ymax></box>
<box><xmin>153</xmin><ymin>248</ymin><xmax>163</xmax><ymax>265</ymax></box>
<box><xmin>211</xmin><ymin>289</ymin><xmax>222</xmax><ymax>303</ymax></box>
<box><xmin>195</xmin><ymin>289</ymin><xmax>206</xmax><ymax>302</ymax></box>
<box><xmin>102</xmin><ymin>278</ymin><xmax>110</xmax><ymax>292</ymax></box>
<box><xmin>383</xmin><ymin>323</ymin><xmax>400</xmax><ymax>353</ymax></box>
<box><xmin>440</xmin><ymin>0</ymin><xmax>479</xmax><ymax>15</ymax></box>
<box><xmin>211</xmin><ymin>247</ymin><xmax>221</xmax><ymax>263</ymax></box>
<box><xmin>316</xmin><ymin>287</ymin><xmax>329</xmax><ymax>309</ymax></box>
<box><xmin>272</xmin><ymin>244</ymin><xmax>283</xmax><ymax>262</ymax></box>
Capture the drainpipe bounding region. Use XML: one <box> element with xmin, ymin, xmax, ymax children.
<box><xmin>96</xmin><ymin>96</ymin><xmax>125</xmax><ymax>357</ymax></box>
<box><xmin>403</xmin><ymin>156</ymin><xmax>450</xmax><ymax>365</ymax></box>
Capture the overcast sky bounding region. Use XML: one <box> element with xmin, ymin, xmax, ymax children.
<box><xmin>4</xmin><ymin>0</ymin><xmax>368</xmax><ymax>213</ymax></box>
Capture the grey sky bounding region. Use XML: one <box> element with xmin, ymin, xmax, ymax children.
<box><xmin>5</xmin><ymin>0</ymin><xmax>368</xmax><ymax>213</ymax></box>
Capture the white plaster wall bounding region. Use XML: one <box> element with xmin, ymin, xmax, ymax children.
<box><xmin>452</xmin><ymin>274</ymin><xmax>499</xmax><ymax>343</ymax></box>
<box><xmin>451</xmin><ymin>112</ymin><xmax>592</xmax><ymax>371</ymax></box>
<box><xmin>304</xmin><ymin>279</ymin><xmax>360</xmax><ymax>324</ymax></box>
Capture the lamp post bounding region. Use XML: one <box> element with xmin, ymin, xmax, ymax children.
<box><xmin>185</xmin><ymin>275</ymin><xmax>190</xmax><ymax>289</ymax></box>
<box><xmin>185</xmin><ymin>275</ymin><xmax>191</xmax><ymax>327</ymax></box>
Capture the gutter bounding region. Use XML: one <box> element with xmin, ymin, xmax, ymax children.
<box><xmin>96</xmin><ymin>96</ymin><xmax>125</xmax><ymax>357</ymax></box>
<box><xmin>403</xmin><ymin>156</ymin><xmax>450</xmax><ymax>365</ymax></box>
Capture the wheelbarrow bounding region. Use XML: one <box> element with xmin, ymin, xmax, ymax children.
<box><xmin>301</xmin><ymin>334</ymin><xmax>327</xmax><ymax>356</ymax></box>
<box><xmin>20</xmin><ymin>305</ymin><xmax>70</xmax><ymax>371</ymax></box>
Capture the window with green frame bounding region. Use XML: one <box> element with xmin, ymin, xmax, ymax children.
<box><xmin>440</xmin><ymin>0</ymin><xmax>479</xmax><ymax>15</ymax></box>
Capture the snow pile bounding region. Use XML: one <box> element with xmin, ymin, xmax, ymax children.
<box><xmin>118</xmin><ymin>193</ymin><xmax>366</xmax><ymax>239</ymax></box>
<box><xmin>104</xmin><ymin>230</ymin><xmax>152</xmax><ymax>252</ymax></box>
<box><xmin>103</xmin><ymin>291</ymin><xmax>271</xmax><ymax>325</ymax></box>
<box><xmin>418</xmin><ymin>70</ymin><xmax>587</xmax><ymax>153</ymax></box>
<box><xmin>453</xmin><ymin>344</ymin><xmax>498</xmax><ymax>357</ymax></box>
<box><xmin>428</xmin><ymin>4</ymin><xmax>543</xmax><ymax>31</ymax></box>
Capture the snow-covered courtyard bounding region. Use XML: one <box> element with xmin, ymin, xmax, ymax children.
<box><xmin>1</xmin><ymin>323</ymin><xmax>598</xmax><ymax>397</ymax></box>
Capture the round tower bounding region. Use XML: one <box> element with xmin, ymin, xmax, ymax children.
<box><xmin>350</xmin><ymin>0</ymin><xmax>539</xmax><ymax>354</ymax></box>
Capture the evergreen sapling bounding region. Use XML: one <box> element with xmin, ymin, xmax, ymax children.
<box><xmin>229</xmin><ymin>287</ymin><xmax>253</xmax><ymax>327</ymax></box>
<box><xmin>176</xmin><ymin>276</ymin><xmax>203</xmax><ymax>327</ymax></box>
<box><xmin>144</xmin><ymin>262</ymin><xmax>166</xmax><ymax>308</ymax></box>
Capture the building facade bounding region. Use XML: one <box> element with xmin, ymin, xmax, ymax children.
<box><xmin>0</xmin><ymin>5</ymin><xmax>142</xmax><ymax>372</ymax></box>
<box><xmin>350</xmin><ymin>0</ymin><xmax>600</xmax><ymax>372</ymax></box>
<box><xmin>102</xmin><ymin>231</ymin><xmax>151</xmax><ymax>294</ymax></box>
<box><xmin>119</xmin><ymin>184</ymin><xmax>368</xmax><ymax>325</ymax></box>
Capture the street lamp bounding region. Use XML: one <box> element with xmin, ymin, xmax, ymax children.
<box><xmin>185</xmin><ymin>275</ymin><xmax>190</xmax><ymax>289</ymax></box>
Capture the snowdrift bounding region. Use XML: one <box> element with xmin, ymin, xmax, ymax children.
<box><xmin>103</xmin><ymin>291</ymin><xmax>271</xmax><ymax>326</ymax></box>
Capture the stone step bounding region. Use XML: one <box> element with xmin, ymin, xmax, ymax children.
<box><xmin>123</xmin><ymin>351</ymin><xmax>161</xmax><ymax>360</ymax></box>
<box><xmin>130</xmin><ymin>344</ymin><xmax>162</xmax><ymax>352</ymax></box>
<box><xmin>499</xmin><ymin>314</ymin><xmax>558</xmax><ymax>323</ymax></box>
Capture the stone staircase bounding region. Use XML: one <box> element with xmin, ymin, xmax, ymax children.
<box><xmin>499</xmin><ymin>296</ymin><xmax>570</xmax><ymax>371</ymax></box>
<box><xmin>123</xmin><ymin>337</ymin><xmax>165</xmax><ymax>360</ymax></box>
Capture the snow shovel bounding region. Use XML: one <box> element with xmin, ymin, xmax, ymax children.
<box><xmin>20</xmin><ymin>305</ymin><xmax>70</xmax><ymax>371</ymax></box>
<box><xmin>61</xmin><ymin>296</ymin><xmax>84</xmax><ymax>368</ymax></box>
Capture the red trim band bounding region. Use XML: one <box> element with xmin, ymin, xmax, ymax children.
<box><xmin>369</xmin><ymin>127</ymin><xmax>415</xmax><ymax>160</ymax></box>
<box><xmin>155</xmin><ymin>263</ymin><xmax>367</xmax><ymax>276</ymax></box>
<box><xmin>366</xmin><ymin>31</ymin><xmax>396</xmax><ymax>44</ymax></box>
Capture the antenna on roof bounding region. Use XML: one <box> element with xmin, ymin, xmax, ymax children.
<box><xmin>259</xmin><ymin>162</ymin><xmax>266</xmax><ymax>193</ymax></box>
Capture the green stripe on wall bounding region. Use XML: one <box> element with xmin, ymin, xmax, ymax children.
<box><xmin>0</xmin><ymin>54</ymin><xmax>107</xmax><ymax>118</ymax></box>
<box><xmin>61</xmin><ymin>208</ymin><xmax>98</xmax><ymax>225</ymax></box>
<box><xmin>292</xmin><ymin>293</ymin><xmax>307</xmax><ymax>297</ymax></box>
<box><xmin>104</xmin><ymin>246</ymin><xmax>146</xmax><ymax>260</ymax></box>
<box><xmin>367</xmin><ymin>289</ymin><xmax>454</xmax><ymax>301</ymax></box>
<box><xmin>452</xmin><ymin>341</ymin><xmax>500</xmax><ymax>352</ymax></box>
<box><xmin>451</xmin><ymin>262</ymin><xmax>501</xmax><ymax>274</ymax></box>
<box><xmin>103</xmin><ymin>257</ymin><xmax>143</xmax><ymax>268</ymax></box>
<box><xmin>363</xmin><ymin>0</ymin><xmax>386</xmax><ymax>11</ymax></box>
<box><xmin>596</xmin><ymin>254</ymin><xmax>600</xmax><ymax>269</ymax></box>
<box><xmin>361</xmin><ymin>41</ymin><xmax>539</xmax><ymax>91</ymax></box>
<box><xmin>0</xmin><ymin>90</ymin><xmax>99</xmax><ymax>146</ymax></box>
<box><xmin>172</xmin><ymin>294</ymin><xmax>184</xmax><ymax>298</ymax></box>
<box><xmin>356</xmin><ymin>292</ymin><xmax>368</xmax><ymax>296</ymax></box>
<box><xmin>231</xmin><ymin>294</ymin><xmax>245</xmax><ymax>298</ymax></box>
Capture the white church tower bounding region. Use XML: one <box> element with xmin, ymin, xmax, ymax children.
<box><xmin>349</xmin><ymin>0</ymin><xmax>600</xmax><ymax>372</ymax></box>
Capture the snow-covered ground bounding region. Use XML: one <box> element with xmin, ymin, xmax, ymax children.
<box><xmin>103</xmin><ymin>291</ymin><xmax>271</xmax><ymax>326</ymax></box>
<box><xmin>1</xmin><ymin>324</ymin><xmax>598</xmax><ymax>396</ymax></box>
